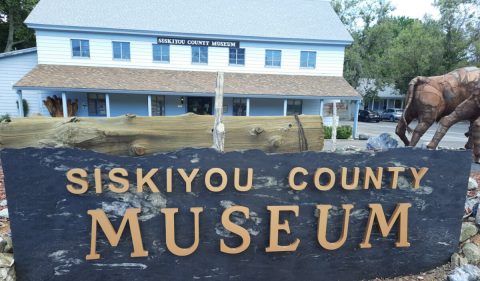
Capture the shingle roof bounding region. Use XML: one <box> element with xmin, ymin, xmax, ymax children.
<box><xmin>14</xmin><ymin>65</ymin><xmax>360</xmax><ymax>99</ymax></box>
<box><xmin>25</xmin><ymin>0</ymin><xmax>352</xmax><ymax>44</ymax></box>
<box><xmin>0</xmin><ymin>48</ymin><xmax>37</xmax><ymax>59</ymax></box>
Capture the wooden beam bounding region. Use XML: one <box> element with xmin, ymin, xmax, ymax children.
<box><xmin>0</xmin><ymin>115</ymin><xmax>324</xmax><ymax>156</ymax></box>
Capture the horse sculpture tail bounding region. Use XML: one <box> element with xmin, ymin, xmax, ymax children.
<box><xmin>402</xmin><ymin>78</ymin><xmax>419</xmax><ymax>134</ymax></box>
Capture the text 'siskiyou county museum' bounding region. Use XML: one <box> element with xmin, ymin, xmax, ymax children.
<box><xmin>0</xmin><ymin>0</ymin><xmax>361</xmax><ymax>132</ymax></box>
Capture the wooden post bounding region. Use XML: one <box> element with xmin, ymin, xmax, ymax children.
<box><xmin>332</xmin><ymin>101</ymin><xmax>337</xmax><ymax>152</ymax></box>
<box><xmin>283</xmin><ymin>99</ymin><xmax>288</xmax><ymax>116</ymax></box>
<box><xmin>213</xmin><ymin>72</ymin><xmax>225</xmax><ymax>152</ymax></box>
<box><xmin>246</xmin><ymin>98</ymin><xmax>250</xmax><ymax>116</ymax></box>
<box><xmin>62</xmin><ymin>92</ymin><xmax>68</xmax><ymax>119</ymax></box>
<box><xmin>17</xmin><ymin>90</ymin><xmax>24</xmax><ymax>117</ymax></box>
<box><xmin>106</xmin><ymin>93</ymin><xmax>111</xmax><ymax>118</ymax></box>
<box><xmin>148</xmin><ymin>95</ymin><xmax>152</xmax><ymax>117</ymax></box>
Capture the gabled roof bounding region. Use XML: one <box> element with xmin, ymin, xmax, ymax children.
<box><xmin>0</xmin><ymin>48</ymin><xmax>37</xmax><ymax>59</ymax></box>
<box><xmin>14</xmin><ymin>65</ymin><xmax>361</xmax><ymax>99</ymax></box>
<box><xmin>25</xmin><ymin>0</ymin><xmax>353</xmax><ymax>44</ymax></box>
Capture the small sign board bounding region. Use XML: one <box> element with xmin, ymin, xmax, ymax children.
<box><xmin>0</xmin><ymin>148</ymin><xmax>471</xmax><ymax>281</ymax></box>
<box><xmin>157</xmin><ymin>37</ymin><xmax>240</xmax><ymax>48</ymax></box>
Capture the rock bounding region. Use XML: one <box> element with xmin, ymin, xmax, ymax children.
<box><xmin>448</xmin><ymin>264</ymin><xmax>480</xmax><ymax>281</ymax></box>
<box><xmin>0</xmin><ymin>209</ymin><xmax>8</xmax><ymax>219</ymax></box>
<box><xmin>366</xmin><ymin>133</ymin><xmax>398</xmax><ymax>151</ymax></box>
<box><xmin>451</xmin><ymin>253</ymin><xmax>468</xmax><ymax>267</ymax></box>
<box><xmin>463</xmin><ymin>242</ymin><xmax>480</xmax><ymax>264</ymax></box>
<box><xmin>0</xmin><ymin>201</ymin><xmax>7</xmax><ymax>208</ymax></box>
<box><xmin>358</xmin><ymin>134</ymin><xmax>370</xmax><ymax>140</ymax></box>
<box><xmin>472</xmin><ymin>234</ymin><xmax>480</xmax><ymax>246</ymax></box>
<box><xmin>0</xmin><ymin>238</ymin><xmax>8</xmax><ymax>254</ymax></box>
<box><xmin>0</xmin><ymin>253</ymin><xmax>14</xmax><ymax>267</ymax></box>
<box><xmin>2</xmin><ymin>237</ymin><xmax>12</xmax><ymax>254</ymax></box>
<box><xmin>461</xmin><ymin>222</ymin><xmax>478</xmax><ymax>242</ymax></box>
<box><xmin>469</xmin><ymin>178</ymin><xmax>479</xmax><ymax>190</ymax></box>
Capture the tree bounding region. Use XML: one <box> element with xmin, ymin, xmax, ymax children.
<box><xmin>0</xmin><ymin>0</ymin><xmax>38</xmax><ymax>52</ymax></box>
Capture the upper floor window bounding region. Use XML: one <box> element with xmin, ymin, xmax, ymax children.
<box><xmin>112</xmin><ymin>41</ymin><xmax>130</xmax><ymax>60</ymax></box>
<box><xmin>153</xmin><ymin>44</ymin><xmax>170</xmax><ymax>63</ymax></box>
<box><xmin>229</xmin><ymin>48</ymin><xmax>245</xmax><ymax>66</ymax></box>
<box><xmin>287</xmin><ymin>99</ymin><xmax>303</xmax><ymax>115</ymax></box>
<box><xmin>300</xmin><ymin>51</ymin><xmax>316</xmax><ymax>69</ymax></box>
<box><xmin>192</xmin><ymin>46</ymin><xmax>208</xmax><ymax>64</ymax></box>
<box><xmin>71</xmin><ymin>39</ymin><xmax>90</xmax><ymax>58</ymax></box>
<box><xmin>265</xmin><ymin>50</ymin><xmax>281</xmax><ymax>67</ymax></box>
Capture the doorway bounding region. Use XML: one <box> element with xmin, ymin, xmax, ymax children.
<box><xmin>187</xmin><ymin>97</ymin><xmax>213</xmax><ymax>115</ymax></box>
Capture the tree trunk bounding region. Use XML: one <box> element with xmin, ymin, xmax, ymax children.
<box><xmin>4</xmin><ymin>9</ymin><xmax>15</xmax><ymax>53</ymax></box>
<box><xmin>0</xmin><ymin>114</ymin><xmax>324</xmax><ymax>156</ymax></box>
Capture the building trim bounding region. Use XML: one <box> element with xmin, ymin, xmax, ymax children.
<box><xmin>0</xmin><ymin>47</ymin><xmax>37</xmax><ymax>59</ymax></box>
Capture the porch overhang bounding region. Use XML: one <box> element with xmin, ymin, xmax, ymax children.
<box><xmin>14</xmin><ymin>64</ymin><xmax>361</xmax><ymax>100</ymax></box>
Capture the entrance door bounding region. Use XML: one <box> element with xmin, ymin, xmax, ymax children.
<box><xmin>187</xmin><ymin>97</ymin><xmax>213</xmax><ymax>115</ymax></box>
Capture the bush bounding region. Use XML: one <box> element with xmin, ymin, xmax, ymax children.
<box><xmin>0</xmin><ymin>114</ymin><xmax>11</xmax><ymax>123</ymax></box>
<box><xmin>16</xmin><ymin>99</ymin><xmax>29</xmax><ymax>117</ymax></box>
<box><xmin>324</xmin><ymin>125</ymin><xmax>352</xmax><ymax>140</ymax></box>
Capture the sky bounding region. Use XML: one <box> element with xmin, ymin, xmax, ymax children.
<box><xmin>389</xmin><ymin>0</ymin><xmax>440</xmax><ymax>20</ymax></box>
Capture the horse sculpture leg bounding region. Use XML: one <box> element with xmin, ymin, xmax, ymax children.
<box><xmin>472</xmin><ymin>118</ymin><xmax>480</xmax><ymax>163</ymax></box>
<box><xmin>427</xmin><ymin>98</ymin><xmax>478</xmax><ymax>149</ymax></box>
<box><xmin>396</xmin><ymin>114</ymin><xmax>415</xmax><ymax>146</ymax></box>
<box><xmin>410</xmin><ymin>120</ymin><xmax>435</xmax><ymax>147</ymax></box>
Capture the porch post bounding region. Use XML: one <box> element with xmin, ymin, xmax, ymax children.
<box><xmin>147</xmin><ymin>95</ymin><xmax>152</xmax><ymax>117</ymax></box>
<box><xmin>16</xmin><ymin>90</ymin><xmax>24</xmax><ymax>117</ymax></box>
<box><xmin>283</xmin><ymin>99</ymin><xmax>288</xmax><ymax>116</ymax></box>
<box><xmin>353</xmin><ymin>100</ymin><xmax>361</xmax><ymax>139</ymax></box>
<box><xmin>246</xmin><ymin>98</ymin><xmax>250</xmax><ymax>116</ymax></box>
<box><xmin>61</xmin><ymin>92</ymin><xmax>68</xmax><ymax>118</ymax></box>
<box><xmin>105</xmin><ymin>93</ymin><xmax>111</xmax><ymax>117</ymax></box>
<box><xmin>319</xmin><ymin>99</ymin><xmax>324</xmax><ymax>117</ymax></box>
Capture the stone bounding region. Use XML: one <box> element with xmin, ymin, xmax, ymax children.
<box><xmin>366</xmin><ymin>133</ymin><xmax>399</xmax><ymax>151</ymax></box>
<box><xmin>448</xmin><ymin>264</ymin><xmax>480</xmax><ymax>281</ymax></box>
<box><xmin>469</xmin><ymin>178</ymin><xmax>479</xmax><ymax>190</ymax></box>
<box><xmin>451</xmin><ymin>253</ymin><xmax>468</xmax><ymax>267</ymax></box>
<box><xmin>0</xmin><ymin>253</ymin><xmax>14</xmax><ymax>268</ymax></box>
<box><xmin>0</xmin><ymin>209</ymin><xmax>8</xmax><ymax>219</ymax></box>
<box><xmin>0</xmin><ymin>238</ymin><xmax>8</xmax><ymax>254</ymax></box>
<box><xmin>471</xmin><ymin>234</ymin><xmax>480</xmax><ymax>246</ymax></box>
<box><xmin>0</xmin><ymin>266</ymin><xmax>15</xmax><ymax>281</ymax></box>
<box><xmin>2</xmin><ymin>237</ymin><xmax>13</xmax><ymax>254</ymax></box>
<box><xmin>0</xmin><ymin>201</ymin><xmax>7</xmax><ymax>208</ymax></box>
<box><xmin>463</xmin><ymin>242</ymin><xmax>480</xmax><ymax>264</ymax></box>
<box><xmin>461</xmin><ymin>222</ymin><xmax>478</xmax><ymax>242</ymax></box>
<box><xmin>358</xmin><ymin>133</ymin><xmax>370</xmax><ymax>140</ymax></box>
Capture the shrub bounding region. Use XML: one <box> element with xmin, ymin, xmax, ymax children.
<box><xmin>16</xmin><ymin>99</ymin><xmax>29</xmax><ymax>117</ymax></box>
<box><xmin>0</xmin><ymin>114</ymin><xmax>11</xmax><ymax>123</ymax></box>
<box><xmin>324</xmin><ymin>125</ymin><xmax>352</xmax><ymax>140</ymax></box>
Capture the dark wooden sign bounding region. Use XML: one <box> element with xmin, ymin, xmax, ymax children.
<box><xmin>157</xmin><ymin>37</ymin><xmax>240</xmax><ymax>48</ymax></box>
<box><xmin>0</xmin><ymin>148</ymin><xmax>471</xmax><ymax>281</ymax></box>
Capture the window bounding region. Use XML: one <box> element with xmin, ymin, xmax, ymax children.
<box><xmin>287</xmin><ymin>100</ymin><xmax>303</xmax><ymax>115</ymax></box>
<box><xmin>112</xmin><ymin>41</ymin><xmax>131</xmax><ymax>60</ymax></box>
<box><xmin>192</xmin><ymin>46</ymin><xmax>208</xmax><ymax>64</ymax></box>
<box><xmin>233</xmin><ymin>98</ymin><xmax>247</xmax><ymax>116</ymax></box>
<box><xmin>153</xmin><ymin>44</ymin><xmax>170</xmax><ymax>62</ymax></box>
<box><xmin>87</xmin><ymin>94</ymin><xmax>106</xmax><ymax>116</ymax></box>
<box><xmin>71</xmin><ymin>39</ymin><xmax>90</xmax><ymax>58</ymax></box>
<box><xmin>151</xmin><ymin>95</ymin><xmax>165</xmax><ymax>116</ymax></box>
<box><xmin>265</xmin><ymin>50</ymin><xmax>281</xmax><ymax>67</ymax></box>
<box><xmin>229</xmin><ymin>48</ymin><xmax>245</xmax><ymax>65</ymax></box>
<box><xmin>300</xmin><ymin>51</ymin><xmax>316</xmax><ymax>68</ymax></box>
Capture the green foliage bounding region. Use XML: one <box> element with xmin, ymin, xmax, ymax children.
<box><xmin>324</xmin><ymin>126</ymin><xmax>353</xmax><ymax>140</ymax></box>
<box><xmin>16</xmin><ymin>98</ymin><xmax>29</xmax><ymax>117</ymax></box>
<box><xmin>0</xmin><ymin>113</ymin><xmax>10</xmax><ymax>123</ymax></box>
<box><xmin>0</xmin><ymin>0</ymin><xmax>39</xmax><ymax>52</ymax></box>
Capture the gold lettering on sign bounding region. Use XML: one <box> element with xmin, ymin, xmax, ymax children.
<box><xmin>387</xmin><ymin>167</ymin><xmax>405</xmax><ymax>189</ymax></box>
<box><xmin>220</xmin><ymin>206</ymin><xmax>251</xmax><ymax>254</ymax></box>
<box><xmin>178</xmin><ymin>168</ymin><xmax>199</xmax><ymax>193</ymax></box>
<box><xmin>66</xmin><ymin>168</ymin><xmax>88</xmax><ymax>194</ymax></box>
<box><xmin>288</xmin><ymin>167</ymin><xmax>308</xmax><ymax>191</ymax></box>
<box><xmin>341</xmin><ymin>167</ymin><xmax>359</xmax><ymax>190</ymax></box>
<box><xmin>360</xmin><ymin>203</ymin><xmax>412</xmax><ymax>248</ymax></box>
<box><xmin>316</xmin><ymin>204</ymin><xmax>354</xmax><ymax>250</ymax></box>
<box><xmin>364</xmin><ymin>167</ymin><xmax>383</xmax><ymax>189</ymax></box>
<box><xmin>234</xmin><ymin>168</ymin><xmax>253</xmax><ymax>192</ymax></box>
<box><xmin>266</xmin><ymin>206</ymin><xmax>300</xmax><ymax>252</ymax></box>
<box><xmin>314</xmin><ymin>168</ymin><xmax>335</xmax><ymax>191</ymax></box>
<box><xmin>108</xmin><ymin>168</ymin><xmax>129</xmax><ymax>193</ymax></box>
<box><xmin>136</xmin><ymin>168</ymin><xmax>160</xmax><ymax>193</ymax></box>
<box><xmin>86</xmin><ymin>208</ymin><xmax>148</xmax><ymax>260</ymax></box>
<box><xmin>161</xmin><ymin>207</ymin><xmax>203</xmax><ymax>256</ymax></box>
<box><xmin>94</xmin><ymin>168</ymin><xmax>102</xmax><ymax>193</ymax></box>
<box><xmin>410</xmin><ymin>167</ymin><xmax>429</xmax><ymax>189</ymax></box>
<box><xmin>205</xmin><ymin>168</ymin><xmax>228</xmax><ymax>192</ymax></box>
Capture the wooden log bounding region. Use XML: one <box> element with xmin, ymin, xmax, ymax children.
<box><xmin>0</xmin><ymin>114</ymin><xmax>324</xmax><ymax>156</ymax></box>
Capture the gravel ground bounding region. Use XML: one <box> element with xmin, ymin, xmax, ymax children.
<box><xmin>0</xmin><ymin>160</ymin><xmax>477</xmax><ymax>280</ymax></box>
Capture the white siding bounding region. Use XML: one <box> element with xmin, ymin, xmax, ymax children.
<box><xmin>0</xmin><ymin>52</ymin><xmax>45</xmax><ymax>117</ymax></box>
<box><xmin>36</xmin><ymin>30</ymin><xmax>345</xmax><ymax>76</ymax></box>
